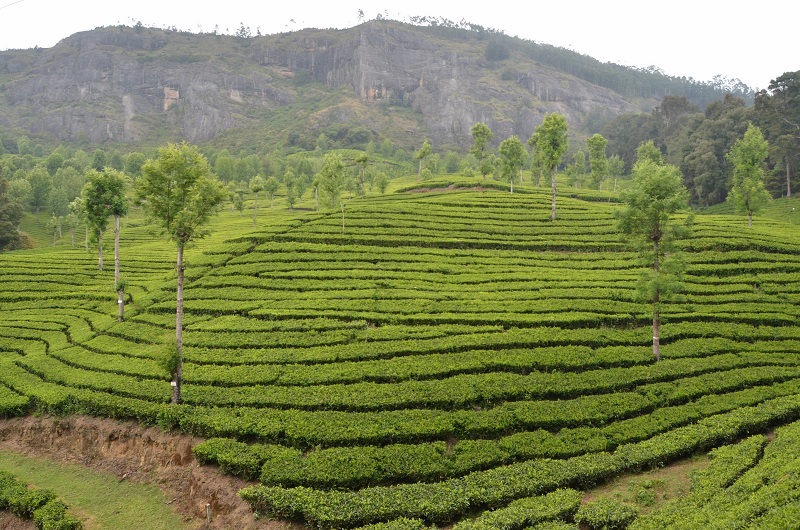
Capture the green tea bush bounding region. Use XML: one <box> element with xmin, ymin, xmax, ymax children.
<box><xmin>574</xmin><ymin>497</ymin><xmax>637</xmax><ymax>530</ymax></box>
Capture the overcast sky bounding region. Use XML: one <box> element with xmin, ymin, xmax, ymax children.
<box><xmin>0</xmin><ymin>0</ymin><xmax>795</xmax><ymax>90</ymax></box>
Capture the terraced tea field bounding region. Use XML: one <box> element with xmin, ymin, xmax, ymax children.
<box><xmin>2</xmin><ymin>186</ymin><xmax>800</xmax><ymax>528</ymax></box>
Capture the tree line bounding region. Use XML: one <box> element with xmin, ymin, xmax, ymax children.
<box><xmin>603</xmin><ymin>70</ymin><xmax>800</xmax><ymax>206</ymax></box>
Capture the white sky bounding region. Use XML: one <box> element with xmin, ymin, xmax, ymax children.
<box><xmin>0</xmin><ymin>0</ymin><xmax>796</xmax><ymax>90</ymax></box>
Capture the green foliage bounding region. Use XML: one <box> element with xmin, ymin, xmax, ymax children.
<box><xmin>726</xmin><ymin>123</ymin><xmax>771</xmax><ymax>226</ymax></box>
<box><xmin>0</xmin><ymin>174</ymin><xmax>26</xmax><ymax>251</ymax></box>
<box><xmin>498</xmin><ymin>136</ymin><xmax>527</xmax><ymax>191</ymax></box>
<box><xmin>574</xmin><ymin>497</ymin><xmax>638</xmax><ymax>530</ymax></box>
<box><xmin>157</xmin><ymin>342</ymin><xmax>178</xmax><ymax>379</ymax></box>
<box><xmin>485</xmin><ymin>41</ymin><xmax>509</xmax><ymax>61</ymax></box>
<box><xmin>137</xmin><ymin>142</ymin><xmax>226</xmax><ymax>247</ymax></box>
<box><xmin>529</xmin><ymin>113</ymin><xmax>569</xmax><ymax>179</ymax></box>
<box><xmin>587</xmin><ymin>134</ymin><xmax>608</xmax><ymax>190</ymax></box>
<box><xmin>81</xmin><ymin>168</ymin><xmax>129</xmax><ymax>238</ymax></box>
<box><xmin>470</xmin><ymin>123</ymin><xmax>494</xmax><ymax>179</ymax></box>
<box><xmin>315</xmin><ymin>153</ymin><xmax>347</xmax><ymax>209</ymax></box>
<box><xmin>4</xmin><ymin>185</ymin><xmax>800</xmax><ymax>529</ymax></box>
<box><xmin>33</xmin><ymin>499</ymin><xmax>83</xmax><ymax>530</ymax></box>
<box><xmin>0</xmin><ymin>472</ymin><xmax>80</xmax><ymax>529</ymax></box>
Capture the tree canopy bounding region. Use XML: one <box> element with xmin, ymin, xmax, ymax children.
<box><xmin>497</xmin><ymin>136</ymin><xmax>527</xmax><ymax>193</ymax></box>
<box><xmin>137</xmin><ymin>143</ymin><xmax>226</xmax><ymax>248</ymax></box>
<box><xmin>617</xmin><ymin>151</ymin><xmax>690</xmax><ymax>361</ymax></box>
<box><xmin>137</xmin><ymin>142</ymin><xmax>225</xmax><ymax>405</ymax></box>
<box><xmin>726</xmin><ymin>123</ymin><xmax>771</xmax><ymax>228</ymax></box>
<box><xmin>529</xmin><ymin>113</ymin><xmax>568</xmax><ymax>220</ymax></box>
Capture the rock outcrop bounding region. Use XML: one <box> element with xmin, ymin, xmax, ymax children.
<box><xmin>0</xmin><ymin>21</ymin><xmax>652</xmax><ymax>148</ymax></box>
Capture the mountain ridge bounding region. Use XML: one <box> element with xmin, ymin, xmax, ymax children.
<box><xmin>0</xmin><ymin>20</ymin><xmax>745</xmax><ymax>150</ymax></box>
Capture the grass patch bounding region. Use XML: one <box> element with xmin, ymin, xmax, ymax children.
<box><xmin>583</xmin><ymin>454</ymin><xmax>710</xmax><ymax>515</ymax></box>
<box><xmin>0</xmin><ymin>450</ymin><xmax>186</xmax><ymax>530</ymax></box>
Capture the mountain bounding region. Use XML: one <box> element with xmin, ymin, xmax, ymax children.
<box><xmin>0</xmin><ymin>20</ymin><xmax>744</xmax><ymax>151</ymax></box>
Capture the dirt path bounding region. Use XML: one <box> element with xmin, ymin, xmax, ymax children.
<box><xmin>0</xmin><ymin>415</ymin><xmax>300</xmax><ymax>530</ymax></box>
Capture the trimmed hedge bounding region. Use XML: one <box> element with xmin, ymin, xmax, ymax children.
<box><xmin>0</xmin><ymin>472</ymin><xmax>81</xmax><ymax>529</ymax></box>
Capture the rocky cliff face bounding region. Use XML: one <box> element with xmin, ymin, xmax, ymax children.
<box><xmin>0</xmin><ymin>21</ymin><xmax>650</xmax><ymax>148</ymax></box>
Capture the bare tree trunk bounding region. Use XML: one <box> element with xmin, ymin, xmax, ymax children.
<box><xmin>253</xmin><ymin>195</ymin><xmax>258</xmax><ymax>228</ymax></box>
<box><xmin>114</xmin><ymin>216</ymin><xmax>120</xmax><ymax>286</ymax></box>
<box><xmin>509</xmin><ymin>178</ymin><xmax>514</xmax><ymax>194</ymax></box>
<box><xmin>98</xmin><ymin>231</ymin><xmax>103</xmax><ymax>271</ymax></box>
<box><xmin>84</xmin><ymin>225</ymin><xmax>89</xmax><ymax>252</ymax></box>
<box><xmin>787</xmin><ymin>158</ymin><xmax>792</xmax><ymax>198</ymax></box>
<box><xmin>551</xmin><ymin>170</ymin><xmax>557</xmax><ymax>221</ymax></box>
<box><xmin>748</xmin><ymin>210</ymin><xmax>753</xmax><ymax>228</ymax></box>
<box><xmin>172</xmin><ymin>244</ymin><xmax>184</xmax><ymax>404</ymax></box>
<box><xmin>653</xmin><ymin>302</ymin><xmax>660</xmax><ymax>362</ymax></box>
<box><xmin>115</xmin><ymin>215</ymin><xmax>124</xmax><ymax>322</ymax></box>
<box><xmin>652</xmin><ymin>238</ymin><xmax>661</xmax><ymax>362</ymax></box>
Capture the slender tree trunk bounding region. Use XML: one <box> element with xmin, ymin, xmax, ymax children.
<box><xmin>52</xmin><ymin>229</ymin><xmax>57</xmax><ymax>246</ymax></box>
<box><xmin>614</xmin><ymin>176</ymin><xmax>618</xmax><ymax>193</ymax></box>
<box><xmin>115</xmin><ymin>215</ymin><xmax>124</xmax><ymax>322</ymax></box>
<box><xmin>786</xmin><ymin>158</ymin><xmax>792</xmax><ymax>198</ymax></box>
<box><xmin>253</xmin><ymin>196</ymin><xmax>258</xmax><ymax>227</ymax></box>
<box><xmin>653</xmin><ymin>302</ymin><xmax>661</xmax><ymax>362</ymax></box>
<box><xmin>417</xmin><ymin>160</ymin><xmax>422</xmax><ymax>181</ymax></box>
<box><xmin>748</xmin><ymin>210</ymin><xmax>753</xmax><ymax>228</ymax></box>
<box><xmin>510</xmin><ymin>178</ymin><xmax>514</xmax><ymax>194</ymax></box>
<box><xmin>172</xmin><ymin>244</ymin><xmax>185</xmax><ymax>404</ymax></box>
<box><xmin>98</xmin><ymin>231</ymin><xmax>103</xmax><ymax>271</ymax></box>
<box><xmin>652</xmin><ymin>239</ymin><xmax>661</xmax><ymax>361</ymax></box>
<box><xmin>114</xmin><ymin>216</ymin><xmax>120</xmax><ymax>286</ymax></box>
<box><xmin>551</xmin><ymin>170</ymin><xmax>557</xmax><ymax>221</ymax></box>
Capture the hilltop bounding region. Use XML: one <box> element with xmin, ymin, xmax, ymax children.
<box><xmin>0</xmin><ymin>20</ymin><xmax>747</xmax><ymax>151</ymax></box>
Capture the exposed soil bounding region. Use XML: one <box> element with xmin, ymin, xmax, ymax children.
<box><xmin>0</xmin><ymin>415</ymin><xmax>301</xmax><ymax>530</ymax></box>
<box><xmin>0</xmin><ymin>512</ymin><xmax>35</xmax><ymax>530</ymax></box>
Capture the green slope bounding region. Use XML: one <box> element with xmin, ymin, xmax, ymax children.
<box><xmin>1</xmin><ymin>181</ymin><xmax>800</xmax><ymax>528</ymax></box>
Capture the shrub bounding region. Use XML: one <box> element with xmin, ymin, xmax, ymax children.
<box><xmin>574</xmin><ymin>497</ymin><xmax>638</xmax><ymax>530</ymax></box>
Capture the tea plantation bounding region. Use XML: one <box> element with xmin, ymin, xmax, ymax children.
<box><xmin>2</xmin><ymin>184</ymin><xmax>800</xmax><ymax>529</ymax></box>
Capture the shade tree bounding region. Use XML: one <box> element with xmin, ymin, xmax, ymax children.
<box><xmin>726</xmin><ymin>123</ymin><xmax>771</xmax><ymax>228</ymax></box>
<box><xmin>529</xmin><ymin>113</ymin><xmax>568</xmax><ymax>220</ymax></box>
<box><xmin>264</xmin><ymin>176</ymin><xmax>279</xmax><ymax>209</ymax></box>
<box><xmin>315</xmin><ymin>153</ymin><xmax>347</xmax><ymax>209</ymax></box>
<box><xmin>81</xmin><ymin>168</ymin><xmax>129</xmax><ymax>321</ymax></box>
<box><xmin>249</xmin><ymin>175</ymin><xmax>266</xmax><ymax>227</ymax></box>
<box><xmin>470</xmin><ymin>122</ymin><xmax>494</xmax><ymax>180</ymax></box>
<box><xmin>498</xmin><ymin>136</ymin><xmax>527</xmax><ymax>193</ymax></box>
<box><xmin>137</xmin><ymin>142</ymin><xmax>225</xmax><ymax>403</ymax></box>
<box><xmin>414</xmin><ymin>139</ymin><xmax>432</xmax><ymax>181</ymax></box>
<box><xmin>616</xmin><ymin>146</ymin><xmax>690</xmax><ymax>362</ymax></box>
<box><xmin>586</xmin><ymin>133</ymin><xmax>608</xmax><ymax>190</ymax></box>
